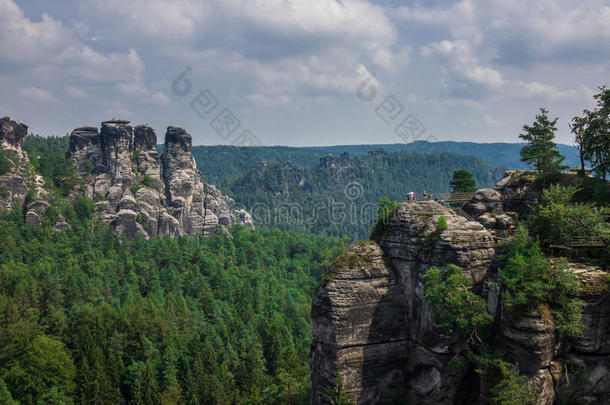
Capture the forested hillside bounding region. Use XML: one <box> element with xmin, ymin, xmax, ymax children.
<box><xmin>189</xmin><ymin>146</ymin><xmax>324</xmax><ymax>186</ymax></box>
<box><xmin>225</xmin><ymin>149</ymin><xmax>505</xmax><ymax>240</ymax></box>
<box><xmin>312</xmin><ymin>141</ymin><xmax>580</xmax><ymax>171</ymax></box>
<box><xmin>0</xmin><ymin>208</ymin><xmax>344</xmax><ymax>404</ymax></box>
<box><xmin>190</xmin><ymin>141</ymin><xmax>579</xmax><ymax>186</ymax></box>
<box><xmin>23</xmin><ymin>135</ymin><xmax>505</xmax><ymax>240</ymax></box>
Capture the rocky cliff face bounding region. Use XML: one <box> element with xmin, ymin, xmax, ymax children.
<box><xmin>311</xmin><ymin>202</ymin><xmax>495</xmax><ymax>404</ymax></box>
<box><xmin>463</xmin><ymin>188</ymin><xmax>515</xmax><ymax>236</ymax></box>
<box><xmin>311</xmin><ymin>201</ymin><xmax>609</xmax><ymax>404</ymax></box>
<box><xmin>0</xmin><ymin>117</ymin><xmax>31</xmax><ymax>209</ymax></box>
<box><xmin>68</xmin><ymin>120</ymin><xmax>253</xmax><ymax>239</ymax></box>
<box><xmin>0</xmin><ymin>117</ymin><xmax>49</xmax><ymax>224</ymax></box>
<box><xmin>0</xmin><ymin>116</ymin><xmax>252</xmax><ymax>239</ymax></box>
<box><xmin>320</xmin><ymin>152</ymin><xmax>350</xmax><ymax>169</ymax></box>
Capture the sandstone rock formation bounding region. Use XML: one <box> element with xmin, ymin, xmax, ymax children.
<box><xmin>311</xmin><ymin>241</ymin><xmax>410</xmax><ymax>405</ymax></box>
<box><xmin>69</xmin><ymin>120</ymin><xmax>253</xmax><ymax>239</ymax></box>
<box><xmin>558</xmin><ymin>264</ymin><xmax>610</xmax><ymax>404</ymax></box>
<box><xmin>487</xmin><ymin>262</ymin><xmax>610</xmax><ymax>405</ymax></box>
<box><xmin>0</xmin><ymin>117</ymin><xmax>49</xmax><ymax>223</ymax></box>
<box><xmin>0</xmin><ymin>117</ymin><xmax>33</xmax><ymax>209</ymax></box>
<box><xmin>320</xmin><ymin>152</ymin><xmax>351</xmax><ymax>169</ymax></box>
<box><xmin>463</xmin><ymin>188</ymin><xmax>515</xmax><ymax>235</ymax></box>
<box><xmin>1</xmin><ymin>116</ymin><xmax>253</xmax><ymax>239</ymax></box>
<box><xmin>311</xmin><ymin>201</ymin><xmax>610</xmax><ymax>404</ymax></box>
<box><xmin>311</xmin><ymin>201</ymin><xmax>495</xmax><ymax>404</ymax></box>
<box><xmin>494</xmin><ymin>170</ymin><xmax>538</xmax><ymax>218</ymax></box>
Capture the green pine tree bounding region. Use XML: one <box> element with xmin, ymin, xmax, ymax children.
<box><xmin>519</xmin><ymin>108</ymin><xmax>565</xmax><ymax>185</ymax></box>
<box><xmin>450</xmin><ymin>169</ymin><xmax>477</xmax><ymax>192</ymax></box>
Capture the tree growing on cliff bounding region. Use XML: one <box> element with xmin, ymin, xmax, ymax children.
<box><xmin>424</xmin><ymin>265</ymin><xmax>534</xmax><ymax>403</ymax></box>
<box><xmin>499</xmin><ymin>226</ymin><xmax>585</xmax><ymax>341</ymax></box>
<box><xmin>0</xmin><ymin>151</ymin><xmax>12</xmax><ymax>175</ymax></box>
<box><xmin>326</xmin><ymin>375</ymin><xmax>354</xmax><ymax>405</ymax></box>
<box><xmin>370</xmin><ymin>197</ymin><xmax>398</xmax><ymax>242</ymax></box>
<box><xmin>571</xmin><ymin>86</ymin><xmax>610</xmax><ymax>180</ymax></box>
<box><xmin>424</xmin><ymin>264</ymin><xmax>493</xmax><ymax>343</ymax></box>
<box><xmin>531</xmin><ymin>184</ymin><xmax>610</xmax><ymax>247</ymax></box>
<box><xmin>450</xmin><ymin>169</ymin><xmax>477</xmax><ymax>193</ymax></box>
<box><xmin>519</xmin><ymin>108</ymin><xmax>565</xmax><ymax>185</ymax></box>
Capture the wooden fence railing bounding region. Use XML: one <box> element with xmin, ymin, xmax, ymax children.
<box><xmin>435</xmin><ymin>192</ymin><xmax>476</xmax><ymax>203</ymax></box>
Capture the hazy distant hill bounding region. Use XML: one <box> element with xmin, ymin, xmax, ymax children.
<box><xmin>309</xmin><ymin>141</ymin><xmax>581</xmax><ymax>169</ymax></box>
<box><xmin>190</xmin><ymin>141</ymin><xmax>580</xmax><ymax>186</ymax></box>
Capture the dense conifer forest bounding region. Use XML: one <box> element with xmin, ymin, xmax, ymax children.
<box><xmin>0</xmin><ymin>207</ymin><xmax>344</xmax><ymax>404</ymax></box>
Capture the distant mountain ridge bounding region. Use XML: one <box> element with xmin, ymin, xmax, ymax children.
<box><xmin>188</xmin><ymin>141</ymin><xmax>580</xmax><ymax>186</ymax></box>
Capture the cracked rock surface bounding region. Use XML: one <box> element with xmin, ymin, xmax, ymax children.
<box><xmin>311</xmin><ymin>201</ymin><xmax>609</xmax><ymax>405</ymax></box>
<box><xmin>68</xmin><ymin>120</ymin><xmax>253</xmax><ymax>239</ymax></box>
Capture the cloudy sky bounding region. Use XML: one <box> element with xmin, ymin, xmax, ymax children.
<box><xmin>2</xmin><ymin>0</ymin><xmax>609</xmax><ymax>146</ymax></box>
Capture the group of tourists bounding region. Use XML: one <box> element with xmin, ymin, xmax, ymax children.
<box><xmin>503</xmin><ymin>185</ymin><xmax>528</xmax><ymax>195</ymax></box>
<box><xmin>407</xmin><ymin>191</ymin><xmax>434</xmax><ymax>201</ymax></box>
<box><xmin>406</xmin><ymin>190</ymin><xmax>445</xmax><ymax>205</ymax></box>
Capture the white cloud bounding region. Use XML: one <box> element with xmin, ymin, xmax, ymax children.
<box><xmin>0</xmin><ymin>0</ymin><xmax>162</xmax><ymax>122</ymax></box>
<box><xmin>423</xmin><ymin>40</ymin><xmax>505</xmax><ymax>90</ymax></box>
<box><xmin>66</xmin><ymin>85</ymin><xmax>88</xmax><ymax>98</ymax></box>
<box><xmin>187</xmin><ymin>47</ymin><xmax>378</xmax><ymax>101</ymax></box>
<box><xmin>246</xmin><ymin>93</ymin><xmax>291</xmax><ymax>107</ymax></box>
<box><xmin>118</xmin><ymin>80</ymin><xmax>148</xmax><ymax>96</ymax></box>
<box><xmin>87</xmin><ymin>0</ymin><xmax>402</xmax><ymax>99</ymax></box>
<box><xmin>149</xmin><ymin>92</ymin><xmax>170</xmax><ymax>106</ymax></box>
<box><xmin>220</xmin><ymin>0</ymin><xmax>396</xmax><ymax>47</ymax></box>
<box><xmin>65</xmin><ymin>47</ymin><xmax>144</xmax><ymax>84</ymax></box>
<box><xmin>88</xmin><ymin>0</ymin><xmax>207</xmax><ymax>40</ymax></box>
<box><xmin>20</xmin><ymin>86</ymin><xmax>55</xmax><ymax>101</ymax></box>
<box><xmin>0</xmin><ymin>0</ymin><xmax>71</xmax><ymax>64</ymax></box>
<box><xmin>520</xmin><ymin>81</ymin><xmax>575</xmax><ymax>100</ymax></box>
<box><xmin>483</xmin><ymin>114</ymin><xmax>502</xmax><ymax>127</ymax></box>
<box><xmin>398</xmin><ymin>0</ymin><xmax>610</xmax><ymax>60</ymax></box>
<box><xmin>0</xmin><ymin>0</ymin><xmax>143</xmax><ymax>84</ymax></box>
<box><xmin>2</xmin><ymin>0</ymin><xmax>608</xmax><ymax>145</ymax></box>
<box><xmin>103</xmin><ymin>101</ymin><xmax>133</xmax><ymax>118</ymax></box>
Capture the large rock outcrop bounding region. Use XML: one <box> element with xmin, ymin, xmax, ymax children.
<box><xmin>0</xmin><ymin>117</ymin><xmax>31</xmax><ymax>209</ymax></box>
<box><xmin>463</xmin><ymin>188</ymin><xmax>515</xmax><ymax>236</ymax></box>
<box><xmin>0</xmin><ymin>117</ymin><xmax>48</xmax><ymax>223</ymax></box>
<box><xmin>558</xmin><ymin>265</ymin><xmax>610</xmax><ymax>404</ymax></box>
<box><xmin>311</xmin><ymin>201</ymin><xmax>610</xmax><ymax>404</ymax></box>
<box><xmin>1</xmin><ymin>116</ymin><xmax>252</xmax><ymax>239</ymax></box>
<box><xmin>68</xmin><ymin>120</ymin><xmax>253</xmax><ymax>239</ymax></box>
<box><xmin>311</xmin><ymin>201</ymin><xmax>495</xmax><ymax>404</ymax></box>
<box><xmin>311</xmin><ymin>241</ymin><xmax>410</xmax><ymax>405</ymax></box>
<box><xmin>494</xmin><ymin>170</ymin><xmax>538</xmax><ymax>219</ymax></box>
<box><xmin>489</xmin><ymin>263</ymin><xmax>610</xmax><ymax>405</ymax></box>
